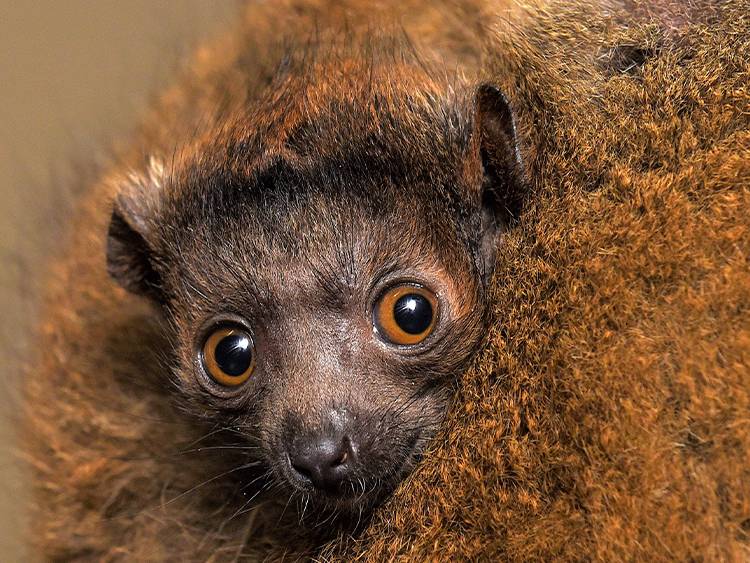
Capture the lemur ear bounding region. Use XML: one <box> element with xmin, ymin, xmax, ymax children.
<box><xmin>473</xmin><ymin>84</ymin><xmax>525</xmax><ymax>280</ymax></box>
<box><xmin>106</xmin><ymin>158</ymin><xmax>166</xmax><ymax>300</ymax></box>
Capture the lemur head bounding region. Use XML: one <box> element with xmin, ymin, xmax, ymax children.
<box><xmin>106</xmin><ymin>59</ymin><xmax>523</xmax><ymax>519</ymax></box>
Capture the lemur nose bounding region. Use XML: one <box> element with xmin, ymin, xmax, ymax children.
<box><xmin>288</xmin><ymin>434</ymin><xmax>356</xmax><ymax>494</ymax></box>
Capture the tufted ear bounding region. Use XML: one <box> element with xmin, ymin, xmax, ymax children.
<box><xmin>106</xmin><ymin>157</ymin><xmax>166</xmax><ymax>301</ymax></box>
<box><xmin>473</xmin><ymin>84</ymin><xmax>525</xmax><ymax>280</ymax></box>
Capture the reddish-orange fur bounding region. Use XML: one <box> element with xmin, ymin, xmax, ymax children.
<box><xmin>325</xmin><ymin>1</ymin><xmax>750</xmax><ymax>560</ymax></box>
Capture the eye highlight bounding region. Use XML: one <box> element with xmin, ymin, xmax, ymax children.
<box><xmin>374</xmin><ymin>284</ymin><xmax>438</xmax><ymax>346</ymax></box>
<box><xmin>201</xmin><ymin>326</ymin><xmax>256</xmax><ymax>387</ymax></box>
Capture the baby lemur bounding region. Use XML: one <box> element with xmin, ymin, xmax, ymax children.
<box><xmin>108</xmin><ymin>60</ymin><xmax>521</xmax><ymax>515</ymax></box>
<box><xmin>27</xmin><ymin>1</ymin><xmax>524</xmax><ymax>558</ymax></box>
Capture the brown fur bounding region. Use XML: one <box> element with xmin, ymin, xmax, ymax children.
<box><xmin>24</xmin><ymin>0</ymin><xmax>750</xmax><ymax>561</ymax></box>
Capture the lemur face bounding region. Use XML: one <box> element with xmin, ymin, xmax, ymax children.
<box><xmin>173</xmin><ymin>185</ymin><xmax>484</xmax><ymax>513</ymax></box>
<box><xmin>106</xmin><ymin>70</ymin><xmax>522</xmax><ymax>521</ymax></box>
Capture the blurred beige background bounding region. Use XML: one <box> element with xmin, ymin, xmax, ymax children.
<box><xmin>0</xmin><ymin>2</ymin><xmax>239</xmax><ymax>558</ymax></box>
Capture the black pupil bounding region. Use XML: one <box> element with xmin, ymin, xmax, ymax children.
<box><xmin>393</xmin><ymin>293</ymin><xmax>433</xmax><ymax>335</ymax></box>
<box><xmin>214</xmin><ymin>332</ymin><xmax>253</xmax><ymax>376</ymax></box>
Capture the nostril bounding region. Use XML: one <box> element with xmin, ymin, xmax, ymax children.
<box><xmin>289</xmin><ymin>456</ymin><xmax>314</xmax><ymax>482</ymax></box>
<box><xmin>331</xmin><ymin>435</ymin><xmax>354</xmax><ymax>468</ymax></box>
<box><xmin>333</xmin><ymin>449</ymin><xmax>348</xmax><ymax>467</ymax></box>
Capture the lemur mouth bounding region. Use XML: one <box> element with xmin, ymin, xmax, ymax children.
<box><xmin>278</xmin><ymin>429</ymin><xmax>423</xmax><ymax>506</ymax></box>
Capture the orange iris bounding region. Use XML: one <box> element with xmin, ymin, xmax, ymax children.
<box><xmin>374</xmin><ymin>284</ymin><xmax>438</xmax><ymax>346</ymax></box>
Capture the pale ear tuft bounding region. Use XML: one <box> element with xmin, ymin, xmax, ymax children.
<box><xmin>106</xmin><ymin>156</ymin><xmax>167</xmax><ymax>300</ymax></box>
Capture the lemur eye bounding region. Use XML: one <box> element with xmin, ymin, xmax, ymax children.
<box><xmin>202</xmin><ymin>326</ymin><xmax>255</xmax><ymax>386</ymax></box>
<box><xmin>374</xmin><ymin>284</ymin><xmax>438</xmax><ymax>346</ymax></box>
